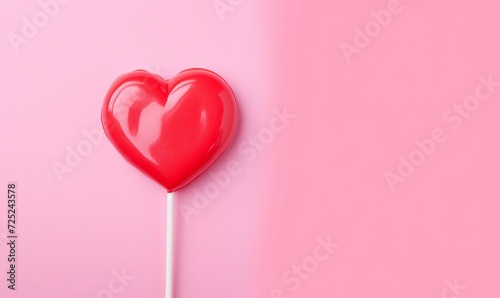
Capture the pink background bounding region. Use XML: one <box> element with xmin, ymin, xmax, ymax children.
<box><xmin>1</xmin><ymin>0</ymin><xmax>500</xmax><ymax>298</ymax></box>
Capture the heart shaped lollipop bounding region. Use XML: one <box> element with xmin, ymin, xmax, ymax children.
<box><xmin>102</xmin><ymin>68</ymin><xmax>238</xmax><ymax>192</ymax></box>
<box><xmin>101</xmin><ymin>68</ymin><xmax>238</xmax><ymax>297</ymax></box>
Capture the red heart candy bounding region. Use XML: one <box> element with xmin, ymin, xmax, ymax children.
<box><xmin>101</xmin><ymin>69</ymin><xmax>238</xmax><ymax>192</ymax></box>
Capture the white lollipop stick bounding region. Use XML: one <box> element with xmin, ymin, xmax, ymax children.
<box><xmin>166</xmin><ymin>192</ymin><xmax>174</xmax><ymax>298</ymax></box>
